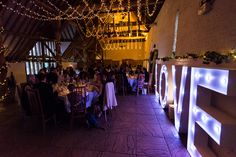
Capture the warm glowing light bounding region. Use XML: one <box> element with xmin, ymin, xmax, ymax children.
<box><xmin>193</xmin><ymin>107</ymin><xmax>198</xmax><ymax>115</ymax></box>
<box><xmin>191</xmin><ymin>126</ymin><xmax>195</xmax><ymax>133</ymax></box>
<box><xmin>191</xmin><ymin>144</ymin><xmax>196</xmax><ymax>151</ymax></box>
<box><xmin>201</xmin><ymin>114</ymin><xmax>208</xmax><ymax>123</ymax></box>
<box><xmin>205</xmin><ymin>73</ymin><xmax>214</xmax><ymax>83</ymax></box>
<box><xmin>220</xmin><ymin>76</ymin><xmax>228</xmax><ymax>87</ymax></box>
<box><xmin>194</xmin><ymin>72</ymin><xmax>201</xmax><ymax>80</ymax></box>
<box><xmin>214</xmin><ymin>124</ymin><xmax>221</xmax><ymax>135</ymax></box>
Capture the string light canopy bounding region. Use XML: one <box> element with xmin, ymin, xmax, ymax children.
<box><xmin>0</xmin><ymin>0</ymin><xmax>164</xmax><ymax>58</ymax></box>
<box><xmin>0</xmin><ymin>0</ymin><xmax>161</xmax><ymax>21</ymax></box>
<box><xmin>0</xmin><ymin>0</ymin><xmax>163</xmax><ymax>38</ymax></box>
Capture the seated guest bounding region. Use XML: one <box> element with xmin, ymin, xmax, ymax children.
<box><xmin>85</xmin><ymin>106</ymin><xmax>104</xmax><ymax>130</ymax></box>
<box><xmin>79</xmin><ymin>71</ymin><xmax>89</xmax><ymax>84</ymax></box>
<box><xmin>104</xmin><ymin>66</ymin><xmax>115</xmax><ymax>83</ymax></box>
<box><xmin>90</xmin><ymin>73</ymin><xmax>103</xmax><ymax>96</ymax></box>
<box><xmin>87</xmin><ymin>73</ymin><xmax>104</xmax><ymax>116</ymax></box>
<box><xmin>67</xmin><ymin>84</ymin><xmax>83</xmax><ymax>109</ymax></box>
<box><xmin>20</xmin><ymin>75</ymin><xmax>36</xmax><ymax>116</ymax></box>
<box><xmin>47</xmin><ymin>67</ymin><xmax>58</xmax><ymax>84</ymax></box>
<box><xmin>35</xmin><ymin>73</ymin><xmax>55</xmax><ymax>118</ymax></box>
<box><xmin>86</xmin><ymin>83</ymin><xmax>100</xmax><ymax>109</ymax></box>
<box><xmin>51</xmin><ymin>74</ymin><xmax>69</xmax><ymax>121</ymax></box>
<box><xmin>128</xmin><ymin>71</ymin><xmax>137</xmax><ymax>92</ymax></box>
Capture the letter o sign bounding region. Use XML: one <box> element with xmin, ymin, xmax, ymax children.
<box><xmin>159</xmin><ymin>65</ymin><xmax>168</xmax><ymax>108</ymax></box>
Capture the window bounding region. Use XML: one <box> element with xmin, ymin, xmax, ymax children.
<box><xmin>172</xmin><ymin>11</ymin><xmax>179</xmax><ymax>54</ymax></box>
<box><xmin>25</xmin><ymin>41</ymin><xmax>57</xmax><ymax>75</ymax></box>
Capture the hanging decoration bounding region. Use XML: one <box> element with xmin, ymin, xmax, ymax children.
<box><xmin>146</xmin><ymin>0</ymin><xmax>160</xmax><ymax>17</ymax></box>
<box><xmin>137</xmin><ymin>0</ymin><xmax>142</xmax><ymax>21</ymax></box>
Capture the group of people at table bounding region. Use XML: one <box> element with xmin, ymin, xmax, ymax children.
<box><xmin>18</xmin><ymin>64</ymin><xmax>149</xmax><ymax>128</ymax></box>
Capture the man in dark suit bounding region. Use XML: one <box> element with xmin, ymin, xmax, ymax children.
<box><xmin>35</xmin><ymin>72</ymin><xmax>55</xmax><ymax>117</ymax></box>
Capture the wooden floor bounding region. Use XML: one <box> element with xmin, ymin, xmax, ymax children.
<box><xmin>0</xmin><ymin>95</ymin><xmax>190</xmax><ymax>157</ymax></box>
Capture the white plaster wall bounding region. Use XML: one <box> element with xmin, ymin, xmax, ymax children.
<box><xmin>7</xmin><ymin>62</ymin><xmax>26</xmax><ymax>84</ymax></box>
<box><xmin>147</xmin><ymin>0</ymin><xmax>236</xmax><ymax>57</ymax></box>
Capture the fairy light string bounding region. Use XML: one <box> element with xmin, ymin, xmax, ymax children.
<box><xmin>0</xmin><ymin>0</ymin><xmax>159</xmax><ymax>20</ymax></box>
<box><xmin>146</xmin><ymin>0</ymin><xmax>159</xmax><ymax>17</ymax></box>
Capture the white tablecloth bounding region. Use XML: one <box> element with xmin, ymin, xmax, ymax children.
<box><xmin>103</xmin><ymin>82</ymin><xmax>118</xmax><ymax>111</ymax></box>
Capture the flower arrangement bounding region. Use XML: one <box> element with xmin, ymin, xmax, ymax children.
<box><xmin>158</xmin><ymin>50</ymin><xmax>236</xmax><ymax>65</ymax></box>
<box><xmin>202</xmin><ymin>51</ymin><xmax>231</xmax><ymax>64</ymax></box>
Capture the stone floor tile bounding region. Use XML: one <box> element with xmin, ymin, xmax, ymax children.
<box><xmin>165</xmin><ymin>137</ymin><xmax>190</xmax><ymax>157</ymax></box>
<box><xmin>71</xmin><ymin>149</ymin><xmax>102</xmax><ymax>157</ymax></box>
<box><xmin>160</xmin><ymin>124</ymin><xmax>180</xmax><ymax>139</ymax></box>
<box><xmin>137</xmin><ymin>136</ymin><xmax>171</xmax><ymax>157</ymax></box>
<box><xmin>0</xmin><ymin>95</ymin><xmax>190</xmax><ymax>157</ymax></box>
<box><xmin>101</xmin><ymin>152</ymin><xmax>136</xmax><ymax>157</ymax></box>
<box><xmin>109</xmin><ymin>121</ymin><xmax>136</xmax><ymax>135</ymax></box>
<box><xmin>136</xmin><ymin>114</ymin><xmax>159</xmax><ymax>124</ymax></box>
<box><xmin>137</xmin><ymin>123</ymin><xmax>163</xmax><ymax>137</ymax></box>
<box><xmin>105</xmin><ymin>134</ymin><xmax>136</xmax><ymax>155</ymax></box>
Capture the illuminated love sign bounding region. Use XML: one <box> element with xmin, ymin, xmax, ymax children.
<box><xmin>159</xmin><ymin>65</ymin><xmax>168</xmax><ymax>108</ymax></box>
<box><xmin>187</xmin><ymin>67</ymin><xmax>236</xmax><ymax>157</ymax></box>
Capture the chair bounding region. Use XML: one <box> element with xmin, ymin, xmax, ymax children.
<box><xmin>103</xmin><ymin>82</ymin><xmax>118</xmax><ymax>121</ymax></box>
<box><xmin>74</xmin><ymin>86</ymin><xmax>87</xmax><ymax>103</ymax></box>
<box><xmin>26</xmin><ymin>89</ymin><xmax>56</xmax><ymax>134</ymax></box>
<box><xmin>143</xmin><ymin>73</ymin><xmax>153</xmax><ymax>94</ymax></box>
<box><xmin>16</xmin><ymin>84</ymin><xmax>28</xmax><ymax>116</ymax></box>
<box><xmin>18</xmin><ymin>83</ymin><xmax>33</xmax><ymax>117</ymax></box>
<box><xmin>136</xmin><ymin>74</ymin><xmax>145</xmax><ymax>95</ymax></box>
<box><xmin>67</xmin><ymin>90</ymin><xmax>86</xmax><ymax>129</ymax></box>
<box><xmin>16</xmin><ymin>84</ymin><xmax>27</xmax><ymax>119</ymax></box>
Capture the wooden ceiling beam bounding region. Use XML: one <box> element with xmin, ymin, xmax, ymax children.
<box><xmin>6</xmin><ymin>1</ymin><xmax>34</xmax><ymax>59</ymax></box>
<box><xmin>2</xmin><ymin>30</ymin><xmax>66</xmax><ymax>42</ymax></box>
<box><xmin>0</xmin><ymin>0</ymin><xmax>10</xmax><ymax>18</ymax></box>
<box><xmin>18</xmin><ymin>20</ymin><xmax>42</xmax><ymax>60</ymax></box>
<box><xmin>2</xmin><ymin>3</ymin><xmax>21</xmax><ymax>43</ymax></box>
<box><xmin>9</xmin><ymin>19</ymin><xmax>41</xmax><ymax>61</ymax></box>
<box><xmin>34</xmin><ymin>0</ymin><xmax>56</xmax><ymax>14</ymax></box>
<box><xmin>42</xmin><ymin>42</ymin><xmax>56</xmax><ymax>57</ymax></box>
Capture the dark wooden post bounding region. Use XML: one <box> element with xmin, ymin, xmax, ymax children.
<box><xmin>0</xmin><ymin>16</ymin><xmax>8</xmax><ymax>102</ymax></box>
<box><xmin>55</xmin><ymin>20</ymin><xmax>62</xmax><ymax>69</ymax></box>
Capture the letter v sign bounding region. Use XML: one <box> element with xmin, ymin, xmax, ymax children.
<box><xmin>172</xmin><ymin>65</ymin><xmax>191</xmax><ymax>133</ymax></box>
